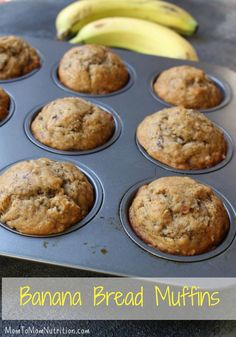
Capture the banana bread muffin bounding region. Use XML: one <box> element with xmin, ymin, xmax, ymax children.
<box><xmin>58</xmin><ymin>44</ymin><xmax>129</xmax><ymax>94</ymax></box>
<box><xmin>129</xmin><ymin>177</ymin><xmax>229</xmax><ymax>256</ymax></box>
<box><xmin>0</xmin><ymin>35</ymin><xmax>40</xmax><ymax>80</ymax></box>
<box><xmin>31</xmin><ymin>97</ymin><xmax>115</xmax><ymax>151</ymax></box>
<box><xmin>0</xmin><ymin>87</ymin><xmax>10</xmax><ymax>121</ymax></box>
<box><xmin>0</xmin><ymin>158</ymin><xmax>94</xmax><ymax>235</ymax></box>
<box><xmin>154</xmin><ymin>65</ymin><xmax>222</xmax><ymax>109</ymax></box>
<box><xmin>137</xmin><ymin>107</ymin><xmax>227</xmax><ymax>170</ymax></box>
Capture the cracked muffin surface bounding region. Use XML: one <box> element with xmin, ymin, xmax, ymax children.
<box><xmin>154</xmin><ymin>65</ymin><xmax>222</xmax><ymax>109</ymax></box>
<box><xmin>31</xmin><ymin>97</ymin><xmax>115</xmax><ymax>151</ymax></box>
<box><xmin>0</xmin><ymin>158</ymin><xmax>94</xmax><ymax>235</ymax></box>
<box><xmin>0</xmin><ymin>35</ymin><xmax>40</xmax><ymax>80</ymax></box>
<box><xmin>137</xmin><ymin>107</ymin><xmax>227</xmax><ymax>170</ymax></box>
<box><xmin>129</xmin><ymin>177</ymin><xmax>229</xmax><ymax>256</ymax></box>
<box><xmin>58</xmin><ymin>44</ymin><xmax>129</xmax><ymax>94</ymax></box>
<box><xmin>0</xmin><ymin>87</ymin><xmax>10</xmax><ymax>121</ymax></box>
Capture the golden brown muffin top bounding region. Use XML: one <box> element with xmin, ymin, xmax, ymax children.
<box><xmin>0</xmin><ymin>158</ymin><xmax>94</xmax><ymax>235</ymax></box>
<box><xmin>129</xmin><ymin>176</ymin><xmax>229</xmax><ymax>256</ymax></box>
<box><xmin>0</xmin><ymin>87</ymin><xmax>10</xmax><ymax>121</ymax></box>
<box><xmin>137</xmin><ymin>107</ymin><xmax>227</xmax><ymax>170</ymax></box>
<box><xmin>58</xmin><ymin>44</ymin><xmax>129</xmax><ymax>94</ymax></box>
<box><xmin>154</xmin><ymin>65</ymin><xmax>222</xmax><ymax>109</ymax></box>
<box><xmin>31</xmin><ymin>97</ymin><xmax>115</xmax><ymax>151</ymax></box>
<box><xmin>0</xmin><ymin>35</ymin><xmax>40</xmax><ymax>80</ymax></box>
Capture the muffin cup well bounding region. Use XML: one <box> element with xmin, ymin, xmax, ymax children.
<box><xmin>0</xmin><ymin>92</ymin><xmax>15</xmax><ymax>127</ymax></box>
<box><xmin>0</xmin><ymin>49</ymin><xmax>43</xmax><ymax>84</ymax></box>
<box><xmin>0</xmin><ymin>158</ymin><xmax>103</xmax><ymax>238</ymax></box>
<box><xmin>120</xmin><ymin>178</ymin><xmax>236</xmax><ymax>263</ymax></box>
<box><xmin>24</xmin><ymin>100</ymin><xmax>122</xmax><ymax>155</ymax></box>
<box><xmin>52</xmin><ymin>62</ymin><xmax>136</xmax><ymax>98</ymax></box>
<box><xmin>136</xmin><ymin>124</ymin><xmax>234</xmax><ymax>175</ymax></box>
<box><xmin>150</xmin><ymin>72</ymin><xmax>232</xmax><ymax>112</ymax></box>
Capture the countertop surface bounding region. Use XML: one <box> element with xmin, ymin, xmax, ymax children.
<box><xmin>0</xmin><ymin>0</ymin><xmax>236</xmax><ymax>336</ymax></box>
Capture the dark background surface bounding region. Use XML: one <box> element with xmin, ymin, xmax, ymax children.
<box><xmin>0</xmin><ymin>0</ymin><xmax>236</xmax><ymax>336</ymax></box>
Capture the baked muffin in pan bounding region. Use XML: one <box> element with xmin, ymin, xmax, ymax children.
<box><xmin>0</xmin><ymin>35</ymin><xmax>40</xmax><ymax>80</ymax></box>
<box><xmin>58</xmin><ymin>44</ymin><xmax>129</xmax><ymax>95</ymax></box>
<box><xmin>129</xmin><ymin>176</ymin><xmax>229</xmax><ymax>256</ymax></box>
<box><xmin>31</xmin><ymin>97</ymin><xmax>115</xmax><ymax>151</ymax></box>
<box><xmin>0</xmin><ymin>158</ymin><xmax>94</xmax><ymax>235</ymax></box>
<box><xmin>0</xmin><ymin>87</ymin><xmax>10</xmax><ymax>121</ymax></box>
<box><xmin>137</xmin><ymin>107</ymin><xmax>227</xmax><ymax>170</ymax></box>
<box><xmin>154</xmin><ymin>65</ymin><xmax>222</xmax><ymax>109</ymax></box>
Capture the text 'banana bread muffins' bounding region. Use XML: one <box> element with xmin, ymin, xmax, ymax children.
<box><xmin>129</xmin><ymin>177</ymin><xmax>229</xmax><ymax>256</ymax></box>
<box><xmin>0</xmin><ymin>158</ymin><xmax>94</xmax><ymax>235</ymax></box>
<box><xmin>0</xmin><ymin>87</ymin><xmax>10</xmax><ymax>121</ymax></box>
<box><xmin>137</xmin><ymin>107</ymin><xmax>227</xmax><ymax>170</ymax></box>
<box><xmin>0</xmin><ymin>35</ymin><xmax>40</xmax><ymax>80</ymax></box>
<box><xmin>154</xmin><ymin>65</ymin><xmax>222</xmax><ymax>109</ymax></box>
<box><xmin>31</xmin><ymin>97</ymin><xmax>115</xmax><ymax>151</ymax></box>
<box><xmin>58</xmin><ymin>44</ymin><xmax>129</xmax><ymax>94</ymax></box>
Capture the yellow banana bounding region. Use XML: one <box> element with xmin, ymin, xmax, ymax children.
<box><xmin>69</xmin><ymin>17</ymin><xmax>198</xmax><ymax>61</ymax></box>
<box><xmin>56</xmin><ymin>0</ymin><xmax>198</xmax><ymax>40</ymax></box>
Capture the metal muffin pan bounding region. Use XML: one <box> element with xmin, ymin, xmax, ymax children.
<box><xmin>0</xmin><ymin>36</ymin><xmax>236</xmax><ymax>277</ymax></box>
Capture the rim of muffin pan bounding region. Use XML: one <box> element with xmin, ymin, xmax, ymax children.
<box><xmin>24</xmin><ymin>100</ymin><xmax>122</xmax><ymax>156</ymax></box>
<box><xmin>0</xmin><ymin>158</ymin><xmax>103</xmax><ymax>238</ymax></box>
<box><xmin>136</xmin><ymin>124</ymin><xmax>234</xmax><ymax>175</ymax></box>
<box><xmin>52</xmin><ymin>61</ymin><xmax>136</xmax><ymax>98</ymax></box>
<box><xmin>0</xmin><ymin>91</ymin><xmax>15</xmax><ymax>127</ymax></box>
<box><xmin>0</xmin><ymin>49</ymin><xmax>43</xmax><ymax>84</ymax></box>
<box><xmin>149</xmin><ymin>72</ymin><xmax>232</xmax><ymax>112</ymax></box>
<box><xmin>120</xmin><ymin>178</ymin><xmax>236</xmax><ymax>263</ymax></box>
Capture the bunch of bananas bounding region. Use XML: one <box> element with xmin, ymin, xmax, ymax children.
<box><xmin>56</xmin><ymin>0</ymin><xmax>198</xmax><ymax>61</ymax></box>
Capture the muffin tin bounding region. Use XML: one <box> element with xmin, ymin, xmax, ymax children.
<box><xmin>0</xmin><ymin>36</ymin><xmax>236</xmax><ymax>277</ymax></box>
